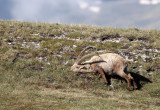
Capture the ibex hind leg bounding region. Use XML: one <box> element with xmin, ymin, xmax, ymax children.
<box><xmin>128</xmin><ymin>73</ymin><xmax>138</xmax><ymax>90</ymax></box>
<box><xmin>118</xmin><ymin>72</ymin><xmax>132</xmax><ymax>91</ymax></box>
<box><xmin>124</xmin><ymin>67</ymin><xmax>138</xmax><ymax>90</ymax></box>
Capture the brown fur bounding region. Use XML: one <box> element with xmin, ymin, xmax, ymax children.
<box><xmin>71</xmin><ymin>47</ymin><xmax>137</xmax><ymax>90</ymax></box>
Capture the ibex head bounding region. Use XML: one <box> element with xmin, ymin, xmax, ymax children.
<box><xmin>71</xmin><ymin>46</ymin><xmax>96</xmax><ymax>73</ymax></box>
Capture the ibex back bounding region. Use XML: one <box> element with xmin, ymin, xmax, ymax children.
<box><xmin>71</xmin><ymin>46</ymin><xmax>137</xmax><ymax>90</ymax></box>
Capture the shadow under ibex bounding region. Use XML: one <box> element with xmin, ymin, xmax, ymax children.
<box><xmin>129</xmin><ymin>72</ymin><xmax>152</xmax><ymax>90</ymax></box>
<box><xmin>77</xmin><ymin>71</ymin><xmax>152</xmax><ymax>90</ymax></box>
<box><xmin>110</xmin><ymin>71</ymin><xmax>152</xmax><ymax>90</ymax></box>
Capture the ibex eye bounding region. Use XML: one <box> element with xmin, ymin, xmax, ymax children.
<box><xmin>80</xmin><ymin>67</ymin><xmax>87</xmax><ymax>70</ymax></box>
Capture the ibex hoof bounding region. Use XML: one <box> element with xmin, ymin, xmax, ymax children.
<box><xmin>127</xmin><ymin>88</ymin><xmax>132</xmax><ymax>91</ymax></box>
<box><xmin>134</xmin><ymin>87</ymin><xmax>138</xmax><ymax>90</ymax></box>
<box><xmin>104</xmin><ymin>83</ymin><xmax>111</xmax><ymax>86</ymax></box>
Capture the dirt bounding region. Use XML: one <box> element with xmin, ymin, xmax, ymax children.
<box><xmin>100</xmin><ymin>34</ymin><xmax>122</xmax><ymax>41</ymax></box>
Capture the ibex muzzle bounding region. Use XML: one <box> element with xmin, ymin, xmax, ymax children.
<box><xmin>71</xmin><ymin>46</ymin><xmax>137</xmax><ymax>90</ymax></box>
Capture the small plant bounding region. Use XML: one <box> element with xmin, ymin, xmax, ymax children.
<box><xmin>0</xmin><ymin>20</ymin><xmax>160</xmax><ymax>110</ymax></box>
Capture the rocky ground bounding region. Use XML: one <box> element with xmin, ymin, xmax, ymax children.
<box><xmin>0</xmin><ymin>20</ymin><xmax>160</xmax><ymax>110</ymax></box>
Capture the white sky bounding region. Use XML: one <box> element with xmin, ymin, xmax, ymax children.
<box><xmin>140</xmin><ymin>0</ymin><xmax>160</xmax><ymax>5</ymax></box>
<box><xmin>0</xmin><ymin>0</ymin><xmax>160</xmax><ymax>29</ymax></box>
<box><xmin>11</xmin><ymin>0</ymin><xmax>101</xmax><ymax>22</ymax></box>
<box><xmin>79</xmin><ymin>0</ymin><xmax>101</xmax><ymax>13</ymax></box>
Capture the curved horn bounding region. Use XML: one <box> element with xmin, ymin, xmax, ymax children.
<box><xmin>76</xmin><ymin>46</ymin><xmax>95</xmax><ymax>63</ymax></box>
<box><xmin>77</xmin><ymin>52</ymin><xmax>97</xmax><ymax>64</ymax></box>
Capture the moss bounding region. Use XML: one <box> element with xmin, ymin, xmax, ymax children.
<box><xmin>150</xmin><ymin>89</ymin><xmax>160</xmax><ymax>98</ymax></box>
<box><xmin>67</xmin><ymin>31</ymin><xmax>86</xmax><ymax>39</ymax></box>
<box><xmin>101</xmin><ymin>42</ymin><xmax>122</xmax><ymax>51</ymax></box>
<box><xmin>0</xmin><ymin>30</ymin><xmax>5</xmax><ymax>36</ymax></box>
<box><xmin>0</xmin><ymin>20</ymin><xmax>160</xmax><ymax>110</ymax></box>
<box><xmin>50</xmin><ymin>30</ymin><xmax>62</xmax><ymax>36</ymax></box>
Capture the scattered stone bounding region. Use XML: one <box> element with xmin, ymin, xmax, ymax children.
<box><xmin>21</xmin><ymin>42</ymin><xmax>40</xmax><ymax>49</ymax></box>
<box><xmin>53</xmin><ymin>55</ymin><xmax>62</xmax><ymax>58</ymax></box>
<box><xmin>148</xmin><ymin>72</ymin><xmax>154</xmax><ymax>76</ymax></box>
<box><xmin>63</xmin><ymin>61</ymin><xmax>69</xmax><ymax>65</ymax></box>
<box><xmin>73</xmin><ymin>45</ymin><xmax>77</xmax><ymax>48</ymax></box>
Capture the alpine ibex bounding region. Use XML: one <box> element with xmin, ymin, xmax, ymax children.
<box><xmin>71</xmin><ymin>46</ymin><xmax>137</xmax><ymax>90</ymax></box>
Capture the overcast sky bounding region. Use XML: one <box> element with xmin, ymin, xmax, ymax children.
<box><xmin>0</xmin><ymin>0</ymin><xmax>160</xmax><ymax>29</ymax></box>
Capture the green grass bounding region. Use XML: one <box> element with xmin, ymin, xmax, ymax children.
<box><xmin>0</xmin><ymin>20</ymin><xmax>160</xmax><ymax>110</ymax></box>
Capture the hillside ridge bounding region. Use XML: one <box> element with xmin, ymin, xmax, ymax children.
<box><xmin>0</xmin><ymin>20</ymin><xmax>160</xmax><ymax>110</ymax></box>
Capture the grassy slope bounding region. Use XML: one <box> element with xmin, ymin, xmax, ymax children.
<box><xmin>0</xmin><ymin>20</ymin><xmax>160</xmax><ymax>110</ymax></box>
